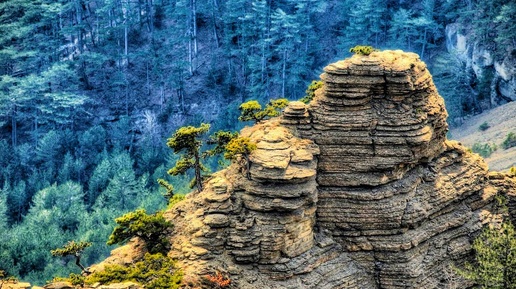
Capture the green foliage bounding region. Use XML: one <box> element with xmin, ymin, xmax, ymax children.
<box><xmin>52</xmin><ymin>273</ymin><xmax>85</xmax><ymax>286</ymax></box>
<box><xmin>349</xmin><ymin>45</ymin><xmax>376</xmax><ymax>56</ymax></box>
<box><xmin>107</xmin><ymin>209</ymin><xmax>173</xmax><ymax>254</ymax></box>
<box><xmin>471</xmin><ymin>142</ymin><xmax>497</xmax><ymax>158</ymax></box>
<box><xmin>509</xmin><ymin>166</ymin><xmax>516</xmax><ymax>177</ymax></box>
<box><xmin>478</xmin><ymin>122</ymin><xmax>490</xmax><ymax>131</ymax></box>
<box><xmin>502</xmin><ymin>132</ymin><xmax>516</xmax><ymax>149</ymax></box>
<box><xmin>166</xmin><ymin>123</ymin><xmax>210</xmax><ymax>192</ymax></box>
<box><xmin>224</xmin><ymin>137</ymin><xmax>257</xmax><ymax>179</ymax></box>
<box><xmin>238</xmin><ymin>99</ymin><xmax>289</xmax><ymax>123</ymax></box>
<box><xmin>300</xmin><ymin>80</ymin><xmax>323</xmax><ymax>104</ymax></box>
<box><xmin>458</xmin><ymin>220</ymin><xmax>516</xmax><ymax>288</ymax></box>
<box><xmin>166</xmin><ymin>194</ymin><xmax>186</xmax><ymax>209</ymax></box>
<box><xmin>51</xmin><ymin>241</ymin><xmax>92</xmax><ymax>257</ymax></box>
<box><xmin>85</xmin><ymin>253</ymin><xmax>182</xmax><ymax>289</ymax></box>
<box><xmin>205</xmin><ymin>131</ymin><xmax>239</xmax><ymax>157</ymax></box>
<box><xmin>224</xmin><ymin>137</ymin><xmax>257</xmax><ymax>161</ymax></box>
<box><xmin>157</xmin><ymin>178</ymin><xmax>174</xmax><ymax>200</ymax></box>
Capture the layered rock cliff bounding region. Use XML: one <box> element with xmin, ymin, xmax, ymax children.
<box><xmin>95</xmin><ymin>50</ymin><xmax>516</xmax><ymax>289</ymax></box>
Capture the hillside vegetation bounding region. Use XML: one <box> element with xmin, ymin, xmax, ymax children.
<box><xmin>0</xmin><ymin>0</ymin><xmax>515</xmax><ymax>284</ymax></box>
<box><xmin>450</xmin><ymin>101</ymin><xmax>516</xmax><ymax>172</ymax></box>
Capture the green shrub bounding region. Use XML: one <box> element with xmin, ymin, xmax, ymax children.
<box><xmin>51</xmin><ymin>241</ymin><xmax>92</xmax><ymax>272</ymax></box>
<box><xmin>502</xmin><ymin>132</ymin><xmax>516</xmax><ymax>149</ymax></box>
<box><xmin>167</xmin><ymin>194</ymin><xmax>186</xmax><ymax>209</ymax></box>
<box><xmin>300</xmin><ymin>80</ymin><xmax>323</xmax><ymax>104</ymax></box>
<box><xmin>457</xmin><ymin>220</ymin><xmax>516</xmax><ymax>288</ymax></box>
<box><xmin>478</xmin><ymin>121</ymin><xmax>490</xmax><ymax>131</ymax></box>
<box><xmin>51</xmin><ymin>273</ymin><xmax>85</xmax><ymax>286</ymax></box>
<box><xmin>238</xmin><ymin>98</ymin><xmax>289</xmax><ymax>123</ymax></box>
<box><xmin>107</xmin><ymin>209</ymin><xmax>173</xmax><ymax>254</ymax></box>
<box><xmin>85</xmin><ymin>253</ymin><xmax>182</xmax><ymax>289</ymax></box>
<box><xmin>509</xmin><ymin>166</ymin><xmax>516</xmax><ymax>177</ymax></box>
<box><xmin>471</xmin><ymin>142</ymin><xmax>497</xmax><ymax>158</ymax></box>
<box><xmin>349</xmin><ymin>45</ymin><xmax>376</xmax><ymax>56</ymax></box>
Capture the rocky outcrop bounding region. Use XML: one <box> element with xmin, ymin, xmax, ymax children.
<box><xmin>163</xmin><ymin>120</ymin><xmax>338</xmax><ymax>285</ymax></box>
<box><xmin>280</xmin><ymin>50</ymin><xmax>510</xmax><ymax>288</ymax></box>
<box><xmin>446</xmin><ymin>23</ymin><xmax>516</xmax><ymax>106</ymax></box>
<box><xmin>88</xmin><ymin>50</ymin><xmax>516</xmax><ymax>289</ymax></box>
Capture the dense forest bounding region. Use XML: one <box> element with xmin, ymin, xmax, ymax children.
<box><xmin>0</xmin><ymin>0</ymin><xmax>515</xmax><ymax>284</ymax></box>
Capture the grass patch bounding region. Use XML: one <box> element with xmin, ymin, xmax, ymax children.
<box><xmin>502</xmin><ymin>132</ymin><xmax>516</xmax><ymax>149</ymax></box>
<box><xmin>471</xmin><ymin>142</ymin><xmax>497</xmax><ymax>158</ymax></box>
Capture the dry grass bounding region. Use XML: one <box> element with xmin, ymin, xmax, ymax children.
<box><xmin>449</xmin><ymin>101</ymin><xmax>516</xmax><ymax>172</ymax></box>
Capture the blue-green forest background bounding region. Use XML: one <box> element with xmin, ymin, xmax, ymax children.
<box><xmin>0</xmin><ymin>0</ymin><xmax>514</xmax><ymax>284</ymax></box>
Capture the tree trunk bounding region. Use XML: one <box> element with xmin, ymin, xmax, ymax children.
<box><xmin>74</xmin><ymin>0</ymin><xmax>84</xmax><ymax>53</ymax></box>
<box><xmin>192</xmin><ymin>0</ymin><xmax>198</xmax><ymax>56</ymax></box>
<box><xmin>188</xmin><ymin>30</ymin><xmax>193</xmax><ymax>75</ymax></box>
<box><xmin>194</xmin><ymin>150</ymin><xmax>203</xmax><ymax>192</ymax></box>
<box><xmin>420</xmin><ymin>25</ymin><xmax>428</xmax><ymax>60</ymax></box>
<box><xmin>75</xmin><ymin>253</ymin><xmax>90</xmax><ymax>274</ymax></box>
<box><xmin>282</xmin><ymin>47</ymin><xmax>287</xmax><ymax>97</ymax></box>
<box><xmin>11</xmin><ymin>108</ymin><xmax>17</xmax><ymax>148</ymax></box>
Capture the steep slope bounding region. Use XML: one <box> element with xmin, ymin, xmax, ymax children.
<box><xmin>89</xmin><ymin>51</ymin><xmax>516</xmax><ymax>289</ymax></box>
<box><xmin>449</xmin><ymin>101</ymin><xmax>516</xmax><ymax>172</ymax></box>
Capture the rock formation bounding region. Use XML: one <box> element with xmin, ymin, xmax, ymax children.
<box><xmin>446</xmin><ymin>23</ymin><xmax>516</xmax><ymax>106</ymax></box>
<box><xmin>93</xmin><ymin>50</ymin><xmax>516</xmax><ymax>289</ymax></box>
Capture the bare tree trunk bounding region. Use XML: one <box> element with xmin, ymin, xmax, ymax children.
<box><xmin>75</xmin><ymin>253</ymin><xmax>90</xmax><ymax>274</ymax></box>
<box><xmin>11</xmin><ymin>108</ymin><xmax>17</xmax><ymax>148</ymax></box>
<box><xmin>192</xmin><ymin>0</ymin><xmax>198</xmax><ymax>56</ymax></box>
<box><xmin>211</xmin><ymin>0</ymin><xmax>219</xmax><ymax>47</ymax></box>
<box><xmin>74</xmin><ymin>0</ymin><xmax>84</xmax><ymax>53</ymax></box>
<box><xmin>194</xmin><ymin>150</ymin><xmax>203</xmax><ymax>192</ymax></box>
<box><xmin>281</xmin><ymin>47</ymin><xmax>287</xmax><ymax>97</ymax></box>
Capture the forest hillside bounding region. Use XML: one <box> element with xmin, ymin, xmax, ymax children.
<box><xmin>0</xmin><ymin>0</ymin><xmax>515</xmax><ymax>285</ymax></box>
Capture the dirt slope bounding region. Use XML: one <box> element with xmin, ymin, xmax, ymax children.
<box><xmin>449</xmin><ymin>101</ymin><xmax>516</xmax><ymax>172</ymax></box>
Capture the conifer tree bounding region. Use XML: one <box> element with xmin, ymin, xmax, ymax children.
<box><xmin>205</xmin><ymin>130</ymin><xmax>239</xmax><ymax>157</ymax></box>
<box><xmin>166</xmin><ymin>123</ymin><xmax>210</xmax><ymax>192</ymax></box>
<box><xmin>224</xmin><ymin>137</ymin><xmax>257</xmax><ymax>179</ymax></box>
<box><xmin>459</xmin><ymin>221</ymin><xmax>516</xmax><ymax>288</ymax></box>
<box><xmin>238</xmin><ymin>99</ymin><xmax>289</xmax><ymax>123</ymax></box>
<box><xmin>51</xmin><ymin>241</ymin><xmax>92</xmax><ymax>273</ymax></box>
<box><xmin>107</xmin><ymin>209</ymin><xmax>173</xmax><ymax>254</ymax></box>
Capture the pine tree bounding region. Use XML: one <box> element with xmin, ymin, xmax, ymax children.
<box><xmin>51</xmin><ymin>241</ymin><xmax>92</xmax><ymax>273</ymax></box>
<box><xmin>224</xmin><ymin>136</ymin><xmax>256</xmax><ymax>179</ymax></box>
<box><xmin>459</xmin><ymin>221</ymin><xmax>516</xmax><ymax>288</ymax></box>
<box><xmin>166</xmin><ymin>123</ymin><xmax>210</xmax><ymax>192</ymax></box>
<box><xmin>238</xmin><ymin>98</ymin><xmax>289</xmax><ymax>123</ymax></box>
<box><xmin>107</xmin><ymin>209</ymin><xmax>173</xmax><ymax>254</ymax></box>
<box><xmin>269</xmin><ymin>8</ymin><xmax>301</xmax><ymax>98</ymax></box>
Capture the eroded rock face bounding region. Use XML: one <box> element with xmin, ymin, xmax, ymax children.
<box><xmin>445</xmin><ymin>23</ymin><xmax>516</xmax><ymax>105</ymax></box>
<box><xmin>163</xmin><ymin>120</ymin><xmax>326</xmax><ymax>283</ymax></box>
<box><xmin>89</xmin><ymin>50</ymin><xmax>516</xmax><ymax>289</ymax></box>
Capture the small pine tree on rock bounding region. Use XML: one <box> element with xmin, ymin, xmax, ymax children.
<box><xmin>205</xmin><ymin>130</ymin><xmax>239</xmax><ymax>157</ymax></box>
<box><xmin>107</xmin><ymin>209</ymin><xmax>173</xmax><ymax>254</ymax></box>
<box><xmin>349</xmin><ymin>45</ymin><xmax>377</xmax><ymax>56</ymax></box>
<box><xmin>224</xmin><ymin>137</ymin><xmax>257</xmax><ymax>179</ymax></box>
<box><xmin>166</xmin><ymin>123</ymin><xmax>210</xmax><ymax>192</ymax></box>
<box><xmin>300</xmin><ymin>80</ymin><xmax>323</xmax><ymax>104</ymax></box>
<box><xmin>51</xmin><ymin>241</ymin><xmax>92</xmax><ymax>273</ymax></box>
<box><xmin>238</xmin><ymin>99</ymin><xmax>289</xmax><ymax>123</ymax></box>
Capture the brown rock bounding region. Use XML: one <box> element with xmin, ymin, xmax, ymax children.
<box><xmin>91</xmin><ymin>50</ymin><xmax>516</xmax><ymax>289</ymax></box>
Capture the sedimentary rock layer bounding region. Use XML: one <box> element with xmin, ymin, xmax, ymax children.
<box><xmin>87</xmin><ymin>50</ymin><xmax>516</xmax><ymax>289</ymax></box>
